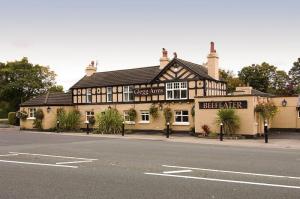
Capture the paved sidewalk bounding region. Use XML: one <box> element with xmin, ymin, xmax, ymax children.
<box><xmin>6</xmin><ymin>127</ymin><xmax>300</xmax><ymax>150</ymax></box>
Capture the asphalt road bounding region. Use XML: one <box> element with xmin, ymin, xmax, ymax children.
<box><xmin>0</xmin><ymin>129</ymin><xmax>300</xmax><ymax>199</ymax></box>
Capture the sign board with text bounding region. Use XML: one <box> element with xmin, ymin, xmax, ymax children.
<box><xmin>199</xmin><ymin>100</ymin><xmax>248</xmax><ymax>109</ymax></box>
<box><xmin>133</xmin><ymin>87</ymin><xmax>165</xmax><ymax>96</ymax></box>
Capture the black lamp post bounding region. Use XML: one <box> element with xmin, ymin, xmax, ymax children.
<box><xmin>56</xmin><ymin>120</ymin><xmax>60</xmax><ymax>133</ymax></box>
<box><xmin>85</xmin><ymin>120</ymin><xmax>90</xmax><ymax>135</ymax></box>
<box><xmin>264</xmin><ymin>122</ymin><xmax>268</xmax><ymax>143</ymax></box>
<box><xmin>220</xmin><ymin>123</ymin><xmax>223</xmax><ymax>141</ymax></box>
<box><xmin>166</xmin><ymin>122</ymin><xmax>170</xmax><ymax>138</ymax></box>
<box><xmin>122</xmin><ymin>121</ymin><xmax>125</xmax><ymax>136</ymax></box>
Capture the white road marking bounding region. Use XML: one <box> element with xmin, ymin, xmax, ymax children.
<box><xmin>162</xmin><ymin>165</ymin><xmax>300</xmax><ymax>180</ymax></box>
<box><xmin>0</xmin><ymin>154</ymin><xmax>19</xmax><ymax>157</ymax></box>
<box><xmin>144</xmin><ymin>172</ymin><xmax>300</xmax><ymax>190</ymax></box>
<box><xmin>9</xmin><ymin>152</ymin><xmax>98</xmax><ymax>161</ymax></box>
<box><xmin>163</xmin><ymin>170</ymin><xmax>192</xmax><ymax>174</ymax></box>
<box><xmin>56</xmin><ymin>160</ymin><xmax>93</xmax><ymax>165</ymax></box>
<box><xmin>0</xmin><ymin>159</ymin><xmax>78</xmax><ymax>168</ymax></box>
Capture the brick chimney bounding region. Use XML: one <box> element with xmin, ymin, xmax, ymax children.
<box><xmin>159</xmin><ymin>48</ymin><xmax>170</xmax><ymax>70</ymax></box>
<box><xmin>207</xmin><ymin>42</ymin><xmax>219</xmax><ymax>80</ymax></box>
<box><xmin>85</xmin><ymin>61</ymin><xmax>97</xmax><ymax>76</ymax></box>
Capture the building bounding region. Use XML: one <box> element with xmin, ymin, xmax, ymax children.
<box><xmin>20</xmin><ymin>43</ymin><xmax>300</xmax><ymax>134</ymax></box>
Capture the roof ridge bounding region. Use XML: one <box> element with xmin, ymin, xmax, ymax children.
<box><xmin>93</xmin><ymin>65</ymin><xmax>159</xmax><ymax>75</ymax></box>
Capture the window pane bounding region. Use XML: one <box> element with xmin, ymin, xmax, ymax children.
<box><xmin>181</xmin><ymin>90</ymin><xmax>187</xmax><ymax>99</ymax></box>
<box><xmin>167</xmin><ymin>91</ymin><xmax>173</xmax><ymax>99</ymax></box>
<box><xmin>175</xmin><ymin>116</ymin><xmax>181</xmax><ymax>122</ymax></box>
<box><xmin>182</xmin><ymin>116</ymin><xmax>189</xmax><ymax>122</ymax></box>
<box><xmin>182</xmin><ymin>111</ymin><xmax>188</xmax><ymax>115</ymax></box>
<box><xmin>174</xmin><ymin>90</ymin><xmax>180</xmax><ymax>99</ymax></box>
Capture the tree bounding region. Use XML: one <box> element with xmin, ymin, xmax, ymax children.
<box><xmin>238</xmin><ymin>62</ymin><xmax>277</xmax><ymax>93</ymax></box>
<box><xmin>48</xmin><ymin>85</ymin><xmax>64</xmax><ymax>93</ymax></box>
<box><xmin>0</xmin><ymin>57</ymin><xmax>57</xmax><ymax>113</ymax></box>
<box><xmin>289</xmin><ymin>58</ymin><xmax>300</xmax><ymax>94</ymax></box>
<box><xmin>269</xmin><ymin>70</ymin><xmax>290</xmax><ymax>95</ymax></box>
<box><xmin>219</xmin><ymin>69</ymin><xmax>244</xmax><ymax>93</ymax></box>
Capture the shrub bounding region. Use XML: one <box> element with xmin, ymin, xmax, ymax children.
<box><xmin>33</xmin><ymin>109</ymin><xmax>44</xmax><ymax>130</ymax></box>
<box><xmin>201</xmin><ymin>125</ymin><xmax>211</xmax><ymax>136</ymax></box>
<box><xmin>17</xmin><ymin>110</ymin><xmax>28</xmax><ymax>121</ymax></box>
<box><xmin>128</xmin><ymin>108</ymin><xmax>137</xmax><ymax>121</ymax></box>
<box><xmin>8</xmin><ymin>112</ymin><xmax>17</xmax><ymax>125</ymax></box>
<box><xmin>57</xmin><ymin>108</ymin><xmax>81</xmax><ymax>131</ymax></box>
<box><xmin>149</xmin><ymin>104</ymin><xmax>159</xmax><ymax>119</ymax></box>
<box><xmin>163</xmin><ymin>107</ymin><xmax>173</xmax><ymax>124</ymax></box>
<box><xmin>95</xmin><ymin>108</ymin><xmax>123</xmax><ymax>134</ymax></box>
<box><xmin>88</xmin><ymin>116</ymin><xmax>96</xmax><ymax>126</ymax></box>
<box><xmin>255</xmin><ymin>101</ymin><xmax>278</xmax><ymax>123</ymax></box>
<box><xmin>216</xmin><ymin>109</ymin><xmax>240</xmax><ymax>136</ymax></box>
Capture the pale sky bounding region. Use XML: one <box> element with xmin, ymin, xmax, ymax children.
<box><xmin>1</xmin><ymin>0</ymin><xmax>299</xmax><ymax>90</ymax></box>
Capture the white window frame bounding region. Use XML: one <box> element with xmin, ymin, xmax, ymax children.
<box><xmin>123</xmin><ymin>85</ymin><xmax>134</xmax><ymax>102</ymax></box>
<box><xmin>124</xmin><ymin>111</ymin><xmax>135</xmax><ymax>124</ymax></box>
<box><xmin>107</xmin><ymin>87</ymin><xmax>113</xmax><ymax>102</ymax></box>
<box><xmin>166</xmin><ymin>82</ymin><xmax>188</xmax><ymax>100</ymax></box>
<box><xmin>86</xmin><ymin>111</ymin><xmax>94</xmax><ymax>122</ymax></box>
<box><xmin>28</xmin><ymin>108</ymin><xmax>36</xmax><ymax>119</ymax></box>
<box><xmin>139</xmin><ymin>110</ymin><xmax>150</xmax><ymax>124</ymax></box>
<box><xmin>173</xmin><ymin>110</ymin><xmax>189</xmax><ymax>125</ymax></box>
<box><xmin>86</xmin><ymin>88</ymin><xmax>92</xmax><ymax>103</ymax></box>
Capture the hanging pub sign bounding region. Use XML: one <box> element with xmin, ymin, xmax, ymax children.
<box><xmin>199</xmin><ymin>100</ymin><xmax>248</xmax><ymax>109</ymax></box>
<box><xmin>133</xmin><ymin>87</ymin><xmax>165</xmax><ymax>96</ymax></box>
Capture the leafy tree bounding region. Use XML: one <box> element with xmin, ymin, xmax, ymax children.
<box><xmin>269</xmin><ymin>70</ymin><xmax>290</xmax><ymax>95</ymax></box>
<box><xmin>48</xmin><ymin>85</ymin><xmax>64</xmax><ymax>93</ymax></box>
<box><xmin>0</xmin><ymin>57</ymin><xmax>57</xmax><ymax>114</ymax></box>
<box><xmin>219</xmin><ymin>69</ymin><xmax>244</xmax><ymax>93</ymax></box>
<box><xmin>238</xmin><ymin>62</ymin><xmax>277</xmax><ymax>93</ymax></box>
<box><xmin>289</xmin><ymin>58</ymin><xmax>300</xmax><ymax>94</ymax></box>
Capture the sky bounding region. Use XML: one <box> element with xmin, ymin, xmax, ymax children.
<box><xmin>1</xmin><ymin>0</ymin><xmax>299</xmax><ymax>90</ymax></box>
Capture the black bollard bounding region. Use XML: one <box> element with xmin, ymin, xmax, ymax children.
<box><xmin>264</xmin><ymin>123</ymin><xmax>268</xmax><ymax>143</ymax></box>
<box><xmin>122</xmin><ymin>122</ymin><xmax>125</xmax><ymax>136</ymax></box>
<box><xmin>220</xmin><ymin>123</ymin><xmax>223</xmax><ymax>141</ymax></box>
<box><xmin>166</xmin><ymin>122</ymin><xmax>170</xmax><ymax>138</ymax></box>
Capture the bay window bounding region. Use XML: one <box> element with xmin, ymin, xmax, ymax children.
<box><xmin>166</xmin><ymin>82</ymin><xmax>187</xmax><ymax>100</ymax></box>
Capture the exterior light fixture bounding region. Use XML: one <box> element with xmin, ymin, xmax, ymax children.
<box><xmin>47</xmin><ymin>106</ymin><xmax>51</xmax><ymax>113</ymax></box>
<box><xmin>281</xmin><ymin>99</ymin><xmax>287</xmax><ymax>107</ymax></box>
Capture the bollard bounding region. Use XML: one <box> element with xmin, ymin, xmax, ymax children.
<box><xmin>264</xmin><ymin>122</ymin><xmax>268</xmax><ymax>143</ymax></box>
<box><xmin>122</xmin><ymin>121</ymin><xmax>125</xmax><ymax>136</ymax></box>
<box><xmin>220</xmin><ymin>123</ymin><xmax>223</xmax><ymax>141</ymax></box>
<box><xmin>56</xmin><ymin>120</ymin><xmax>60</xmax><ymax>133</ymax></box>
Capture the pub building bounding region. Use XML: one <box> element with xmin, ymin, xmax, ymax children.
<box><xmin>20</xmin><ymin>42</ymin><xmax>300</xmax><ymax>136</ymax></box>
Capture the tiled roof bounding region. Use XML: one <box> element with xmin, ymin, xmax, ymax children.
<box><xmin>21</xmin><ymin>92</ymin><xmax>73</xmax><ymax>106</ymax></box>
<box><xmin>71</xmin><ymin>58</ymin><xmax>216</xmax><ymax>89</ymax></box>
<box><xmin>71</xmin><ymin>65</ymin><xmax>161</xmax><ymax>88</ymax></box>
<box><xmin>251</xmin><ymin>89</ymin><xmax>274</xmax><ymax>97</ymax></box>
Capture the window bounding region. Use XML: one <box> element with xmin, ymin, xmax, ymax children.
<box><xmin>174</xmin><ymin>110</ymin><xmax>189</xmax><ymax>124</ymax></box>
<box><xmin>86</xmin><ymin>88</ymin><xmax>92</xmax><ymax>103</ymax></box>
<box><xmin>140</xmin><ymin>111</ymin><xmax>150</xmax><ymax>123</ymax></box>
<box><xmin>107</xmin><ymin>87</ymin><xmax>113</xmax><ymax>102</ymax></box>
<box><xmin>166</xmin><ymin>82</ymin><xmax>187</xmax><ymax>100</ymax></box>
<box><xmin>86</xmin><ymin>111</ymin><xmax>94</xmax><ymax>122</ymax></box>
<box><xmin>28</xmin><ymin>108</ymin><xmax>36</xmax><ymax>119</ymax></box>
<box><xmin>123</xmin><ymin>86</ymin><xmax>134</xmax><ymax>102</ymax></box>
<box><xmin>298</xmin><ymin>110</ymin><xmax>300</xmax><ymax>118</ymax></box>
<box><xmin>124</xmin><ymin>111</ymin><xmax>135</xmax><ymax>124</ymax></box>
